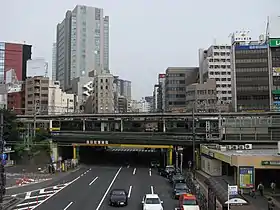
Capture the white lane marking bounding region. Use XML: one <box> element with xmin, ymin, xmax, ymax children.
<box><xmin>17</xmin><ymin>206</ymin><xmax>34</xmax><ymax>210</ymax></box>
<box><xmin>17</xmin><ymin>200</ymin><xmax>42</xmax><ymax>207</ymax></box>
<box><xmin>149</xmin><ymin>168</ymin><xmax>152</xmax><ymax>176</ymax></box>
<box><xmin>63</xmin><ymin>201</ymin><xmax>73</xmax><ymax>210</ymax></box>
<box><xmin>151</xmin><ymin>186</ymin><xmax>154</xmax><ymax>194</ymax></box>
<box><xmin>27</xmin><ymin>193</ymin><xmax>53</xmax><ymax>199</ymax></box>
<box><xmin>32</xmin><ymin>171</ymin><xmax>82</xmax><ymax>209</ymax></box>
<box><xmin>133</xmin><ymin>168</ymin><xmax>136</xmax><ymax>175</ymax></box>
<box><xmin>96</xmin><ymin>167</ymin><xmax>122</xmax><ymax>210</ymax></box>
<box><xmin>25</xmin><ymin>191</ymin><xmax>32</xmax><ymax>199</ymax></box>
<box><xmin>89</xmin><ymin>177</ymin><xmax>98</xmax><ymax>186</ymax></box>
<box><xmin>128</xmin><ymin>186</ymin><xmax>132</xmax><ymax>198</ymax></box>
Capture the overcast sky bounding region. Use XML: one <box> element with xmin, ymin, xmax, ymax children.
<box><xmin>0</xmin><ymin>0</ymin><xmax>279</xmax><ymax>100</ymax></box>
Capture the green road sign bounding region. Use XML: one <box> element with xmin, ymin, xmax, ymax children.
<box><xmin>261</xmin><ymin>160</ymin><xmax>280</xmax><ymax>166</ymax></box>
<box><xmin>269</xmin><ymin>39</ymin><xmax>280</xmax><ymax>47</ymax></box>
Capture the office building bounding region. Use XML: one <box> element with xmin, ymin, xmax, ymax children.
<box><xmin>113</xmin><ymin>76</ymin><xmax>131</xmax><ymax>113</ymax></box>
<box><xmin>231</xmin><ymin>31</ymin><xmax>270</xmax><ymax>112</ymax></box>
<box><xmin>27</xmin><ymin>58</ymin><xmax>47</xmax><ymax>77</ymax></box>
<box><xmin>131</xmin><ymin>98</ymin><xmax>152</xmax><ymax>113</ymax></box>
<box><xmin>25</xmin><ymin>77</ymin><xmax>75</xmax><ymax>115</ymax></box>
<box><xmin>0</xmin><ymin>42</ymin><xmax>32</xmax><ymax>110</ymax></box>
<box><xmin>52</xmin><ymin>43</ymin><xmax>57</xmax><ymax>81</ymax></box>
<box><xmin>157</xmin><ymin>74</ymin><xmax>166</xmax><ymax>112</ymax></box>
<box><xmin>56</xmin><ymin>5</ymin><xmax>109</xmax><ymax>105</ymax></box>
<box><xmin>152</xmin><ymin>84</ymin><xmax>159</xmax><ymax>112</ymax></box>
<box><xmin>165</xmin><ymin>67</ymin><xmax>199</xmax><ymax>112</ymax></box>
<box><xmin>199</xmin><ymin>45</ymin><xmax>232</xmax><ymax>105</ymax></box>
<box><xmin>186</xmin><ymin>79</ymin><xmax>217</xmax><ymax>112</ymax></box>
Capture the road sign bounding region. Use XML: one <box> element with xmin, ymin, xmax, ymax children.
<box><xmin>228</xmin><ymin>185</ymin><xmax>238</xmax><ymax>196</ymax></box>
<box><xmin>0</xmin><ymin>153</ymin><xmax>7</xmax><ymax>160</ymax></box>
<box><xmin>1</xmin><ymin>160</ymin><xmax>6</xmax><ymax>166</ymax></box>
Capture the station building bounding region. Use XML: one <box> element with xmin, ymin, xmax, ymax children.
<box><xmin>200</xmin><ymin>143</ymin><xmax>280</xmax><ymax>190</ymax></box>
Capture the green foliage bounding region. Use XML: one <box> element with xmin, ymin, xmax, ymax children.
<box><xmin>0</xmin><ymin>109</ymin><xmax>21</xmax><ymax>142</ymax></box>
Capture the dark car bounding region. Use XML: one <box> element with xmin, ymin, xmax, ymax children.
<box><xmin>159</xmin><ymin>165</ymin><xmax>175</xmax><ymax>178</ymax></box>
<box><xmin>172</xmin><ymin>183</ymin><xmax>189</xmax><ymax>199</ymax></box>
<box><xmin>109</xmin><ymin>189</ymin><xmax>128</xmax><ymax>206</ymax></box>
<box><xmin>170</xmin><ymin>174</ymin><xmax>185</xmax><ymax>184</ymax></box>
<box><xmin>150</xmin><ymin>160</ymin><xmax>160</xmax><ymax>168</ymax></box>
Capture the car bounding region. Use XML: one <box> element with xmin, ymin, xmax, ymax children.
<box><xmin>179</xmin><ymin>194</ymin><xmax>199</xmax><ymax>210</ymax></box>
<box><xmin>150</xmin><ymin>160</ymin><xmax>160</xmax><ymax>168</ymax></box>
<box><xmin>170</xmin><ymin>174</ymin><xmax>186</xmax><ymax>184</ymax></box>
<box><xmin>109</xmin><ymin>189</ymin><xmax>128</xmax><ymax>207</ymax></box>
<box><xmin>142</xmin><ymin>194</ymin><xmax>164</xmax><ymax>210</ymax></box>
<box><xmin>172</xmin><ymin>183</ymin><xmax>190</xmax><ymax>199</ymax></box>
<box><xmin>159</xmin><ymin>165</ymin><xmax>175</xmax><ymax>178</ymax></box>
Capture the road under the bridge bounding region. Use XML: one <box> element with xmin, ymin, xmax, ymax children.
<box><xmin>57</xmin><ymin>144</ymin><xmax>194</xmax><ymax>167</ymax></box>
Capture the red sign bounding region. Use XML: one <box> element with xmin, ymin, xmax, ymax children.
<box><xmin>159</xmin><ymin>74</ymin><xmax>165</xmax><ymax>78</ymax></box>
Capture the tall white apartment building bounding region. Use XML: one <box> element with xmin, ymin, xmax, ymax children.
<box><xmin>199</xmin><ymin>45</ymin><xmax>232</xmax><ymax>105</ymax></box>
<box><xmin>56</xmin><ymin>5</ymin><xmax>109</xmax><ymax>106</ymax></box>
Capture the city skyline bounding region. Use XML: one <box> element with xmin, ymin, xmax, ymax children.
<box><xmin>0</xmin><ymin>0</ymin><xmax>278</xmax><ymax>99</ymax></box>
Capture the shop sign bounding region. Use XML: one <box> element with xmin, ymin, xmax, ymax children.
<box><xmin>261</xmin><ymin>160</ymin><xmax>280</xmax><ymax>166</ymax></box>
<box><xmin>269</xmin><ymin>39</ymin><xmax>280</xmax><ymax>47</ymax></box>
<box><xmin>239</xmin><ymin>166</ymin><xmax>254</xmax><ymax>189</ymax></box>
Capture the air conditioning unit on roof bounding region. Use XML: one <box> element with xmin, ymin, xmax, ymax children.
<box><xmin>238</xmin><ymin>145</ymin><xmax>245</xmax><ymax>150</ymax></box>
<box><xmin>226</xmin><ymin>145</ymin><xmax>233</xmax><ymax>150</ymax></box>
<box><xmin>232</xmin><ymin>145</ymin><xmax>238</xmax><ymax>150</ymax></box>
<box><xmin>245</xmin><ymin>144</ymin><xmax>252</xmax><ymax>150</ymax></box>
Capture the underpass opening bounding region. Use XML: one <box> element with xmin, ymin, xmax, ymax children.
<box><xmin>58</xmin><ymin>145</ymin><xmax>73</xmax><ymax>160</ymax></box>
<box><xmin>77</xmin><ymin>144</ymin><xmax>171</xmax><ymax>167</ymax></box>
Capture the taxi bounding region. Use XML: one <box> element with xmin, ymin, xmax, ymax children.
<box><xmin>178</xmin><ymin>193</ymin><xmax>200</xmax><ymax>210</ymax></box>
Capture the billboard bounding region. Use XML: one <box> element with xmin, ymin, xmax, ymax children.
<box><xmin>269</xmin><ymin>39</ymin><xmax>280</xmax><ymax>48</ymax></box>
<box><xmin>6</xmin><ymin>69</ymin><xmax>22</xmax><ymax>93</ymax></box>
<box><xmin>239</xmin><ymin>166</ymin><xmax>254</xmax><ymax>189</ymax></box>
<box><xmin>273</xmin><ymin>67</ymin><xmax>280</xmax><ymax>76</ymax></box>
<box><xmin>235</xmin><ymin>45</ymin><xmax>268</xmax><ymax>50</ymax></box>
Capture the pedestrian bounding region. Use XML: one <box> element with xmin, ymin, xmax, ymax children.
<box><xmin>268</xmin><ymin>197</ymin><xmax>275</xmax><ymax>210</ymax></box>
<box><xmin>258</xmin><ymin>182</ymin><xmax>264</xmax><ymax>196</ymax></box>
<box><xmin>271</xmin><ymin>181</ymin><xmax>276</xmax><ymax>194</ymax></box>
<box><xmin>250</xmin><ymin>189</ymin><xmax>256</xmax><ymax>198</ymax></box>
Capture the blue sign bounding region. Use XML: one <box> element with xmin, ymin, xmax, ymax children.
<box><xmin>1</xmin><ymin>160</ymin><xmax>6</xmax><ymax>166</ymax></box>
<box><xmin>1</xmin><ymin>154</ymin><xmax>7</xmax><ymax>160</ymax></box>
<box><xmin>235</xmin><ymin>44</ymin><xmax>268</xmax><ymax>50</ymax></box>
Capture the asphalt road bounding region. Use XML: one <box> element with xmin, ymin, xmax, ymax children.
<box><xmin>12</xmin><ymin>165</ymin><xmax>178</xmax><ymax>210</ymax></box>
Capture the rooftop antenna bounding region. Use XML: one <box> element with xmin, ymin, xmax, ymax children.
<box><xmin>265</xmin><ymin>16</ymin><xmax>270</xmax><ymax>42</ymax></box>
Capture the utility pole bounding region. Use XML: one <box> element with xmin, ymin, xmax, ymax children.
<box><xmin>0</xmin><ymin>112</ymin><xmax>5</xmax><ymax>209</ymax></box>
<box><xmin>192</xmin><ymin>106</ymin><xmax>196</xmax><ymax>179</ymax></box>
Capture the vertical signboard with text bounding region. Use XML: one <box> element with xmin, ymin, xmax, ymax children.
<box><xmin>239</xmin><ymin>166</ymin><xmax>254</xmax><ymax>189</ymax></box>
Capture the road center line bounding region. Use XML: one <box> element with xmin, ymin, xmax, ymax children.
<box><xmin>89</xmin><ymin>177</ymin><xmax>98</xmax><ymax>186</ymax></box>
<box><xmin>128</xmin><ymin>186</ymin><xmax>132</xmax><ymax>198</ymax></box>
<box><xmin>133</xmin><ymin>168</ymin><xmax>136</xmax><ymax>175</ymax></box>
<box><xmin>63</xmin><ymin>201</ymin><xmax>73</xmax><ymax>210</ymax></box>
<box><xmin>96</xmin><ymin>167</ymin><xmax>122</xmax><ymax>210</ymax></box>
<box><xmin>151</xmin><ymin>186</ymin><xmax>154</xmax><ymax>194</ymax></box>
<box><xmin>149</xmin><ymin>168</ymin><xmax>152</xmax><ymax>176</ymax></box>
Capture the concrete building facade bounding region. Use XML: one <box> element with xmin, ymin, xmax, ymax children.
<box><xmin>199</xmin><ymin>45</ymin><xmax>232</xmax><ymax>105</ymax></box>
<box><xmin>52</xmin><ymin>43</ymin><xmax>57</xmax><ymax>81</ymax></box>
<box><xmin>185</xmin><ymin>79</ymin><xmax>217</xmax><ymax>112</ymax></box>
<box><xmin>25</xmin><ymin>77</ymin><xmax>75</xmax><ymax>115</ymax></box>
<box><xmin>231</xmin><ymin>31</ymin><xmax>270</xmax><ymax>111</ymax></box>
<box><xmin>165</xmin><ymin>67</ymin><xmax>198</xmax><ymax>112</ymax></box>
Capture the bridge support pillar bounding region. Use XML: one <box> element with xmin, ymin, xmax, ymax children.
<box><xmin>120</xmin><ymin>120</ymin><xmax>123</xmax><ymax>132</ymax></box>
<box><xmin>73</xmin><ymin>145</ymin><xmax>77</xmax><ymax>159</ymax></box>
<box><xmin>163</xmin><ymin>119</ymin><xmax>166</xmax><ymax>132</ymax></box>
<box><xmin>101</xmin><ymin>122</ymin><xmax>105</xmax><ymax>131</ymax></box>
<box><xmin>167</xmin><ymin>148</ymin><xmax>173</xmax><ymax>165</ymax></box>
<box><xmin>82</xmin><ymin>119</ymin><xmax>85</xmax><ymax>131</ymax></box>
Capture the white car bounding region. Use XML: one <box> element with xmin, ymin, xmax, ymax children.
<box><xmin>142</xmin><ymin>194</ymin><xmax>164</xmax><ymax>210</ymax></box>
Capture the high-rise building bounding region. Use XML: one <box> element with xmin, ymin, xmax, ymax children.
<box><xmin>165</xmin><ymin>67</ymin><xmax>198</xmax><ymax>112</ymax></box>
<box><xmin>56</xmin><ymin>5</ymin><xmax>109</xmax><ymax>107</ymax></box>
<box><xmin>157</xmin><ymin>73</ymin><xmax>166</xmax><ymax>112</ymax></box>
<box><xmin>52</xmin><ymin>43</ymin><xmax>57</xmax><ymax>81</ymax></box>
<box><xmin>199</xmin><ymin>45</ymin><xmax>232</xmax><ymax>106</ymax></box>
<box><xmin>152</xmin><ymin>84</ymin><xmax>159</xmax><ymax>112</ymax></box>
<box><xmin>231</xmin><ymin>31</ymin><xmax>270</xmax><ymax>111</ymax></box>
<box><xmin>0</xmin><ymin>42</ymin><xmax>32</xmax><ymax>110</ymax></box>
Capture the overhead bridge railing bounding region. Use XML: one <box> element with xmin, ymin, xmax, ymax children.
<box><xmin>72</xmin><ymin>143</ymin><xmax>173</xmax><ymax>149</ymax></box>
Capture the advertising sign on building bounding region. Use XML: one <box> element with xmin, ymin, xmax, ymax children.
<box><xmin>235</xmin><ymin>45</ymin><xmax>268</xmax><ymax>50</ymax></box>
<box><xmin>273</xmin><ymin>67</ymin><xmax>280</xmax><ymax>76</ymax></box>
<box><xmin>239</xmin><ymin>166</ymin><xmax>254</xmax><ymax>188</ymax></box>
<box><xmin>269</xmin><ymin>39</ymin><xmax>280</xmax><ymax>48</ymax></box>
